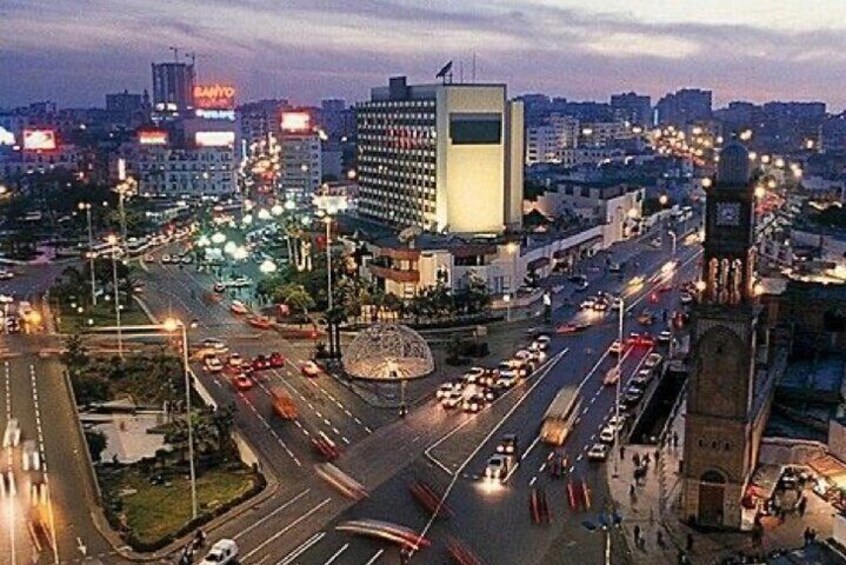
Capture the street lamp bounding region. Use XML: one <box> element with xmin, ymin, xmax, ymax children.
<box><xmin>161</xmin><ymin>317</ymin><xmax>198</xmax><ymax>520</ymax></box>
<box><xmin>211</xmin><ymin>232</ymin><xmax>226</xmax><ymax>245</ymax></box>
<box><xmin>259</xmin><ymin>259</ymin><xmax>277</xmax><ymax>274</ymax></box>
<box><xmin>503</xmin><ymin>293</ymin><xmax>512</xmax><ymax>322</ymax></box>
<box><xmin>106</xmin><ymin>234</ymin><xmax>123</xmax><ymax>359</ymax></box>
<box><xmin>667</xmin><ymin>230</ymin><xmax>677</xmax><ymax>258</ymax></box>
<box><xmin>78</xmin><ymin>202</ymin><xmax>97</xmax><ymax>305</ymax></box>
<box><xmin>613</xmin><ymin>295</ymin><xmax>624</xmax><ymax>478</ymax></box>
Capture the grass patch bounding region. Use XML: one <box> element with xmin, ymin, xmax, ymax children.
<box><xmin>59</xmin><ymin>301</ymin><xmax>150</xmax><ymax>333</ymax></box>
<box><xmin>101</xmin><ymin>465</ymin><xmax>256</xmax><ymax>546</ymax></box>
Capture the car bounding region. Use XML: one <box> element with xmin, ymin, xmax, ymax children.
<box><xmin>533</xmin><ymin>335</ymin><xmax>551</xmax><ymax>350</ymax></box>
<box><xmin>251</xmin><ymin>355</ymin><xmax>271</xmax><ymax>371</ymax></box>
<box><xmin>462</xmin><ymin>393</ymin><xmax>486</xmax><ymax>413</ymax></box>
<box><xmin>202</xmin><ymin>338</ymin><xmax>228</xmax><ymax>353</ymax></box>
<box><xmin>608</xmin><ymin>415</ymin><xmax>627</xmax><ymax>431</ymax></box>
<box><xmin>181</xmin><ymin>255</ymin><xmax>192</xmax><ymax>264</ymax></box>
<box><xmin>496</xmin><ymin>373</ymin><xmax>518</xmax><ymax>389</ymax></box>
<box><xmin>247</xmin><ymin>315</ymin><xmax>272</xmax><ymax>329</ymax></box>
<box><xmin>608</xmin><ymin>340</ymin><xmax>624</xmax><ymax>355</ymax></box>
<box><xmin>22</xmin><ymin>439</ymin><xmax>40</xmax><ymax>471</ymax></box>
<box><xmin>442</xmin><ymin>390</ymin><xmax>463</xmax><ymax>409</ymax></box>
<box><xmin>610</xmin><ymin>297</ymin><xmax>623</xmax><ymax>311</ymax></box>
<box><xmin>311</xmin><ymin>432</ymin><xmax>340</xmax><ymax>460</ymax></box>
<box><xmin>230</xmin><ymin>300</ymin><xmax>249</xmax><ymax>315</ymax></box>
<box><xmin>680</xmin><ymin>292</ymin><xmax>694</xmax><ymax>305</ymax></box>
<box><xmin>587</xmin><ymin>443</ymin><xmax>609</xmax><ymax>461</ymax></box>
<box><xmin>580</xmin><ymin>297</ymin><xmax>597</xmax><ymax>310</ymax></box>
<box><xmin>637</xmin><ymin>310</ymin><xmax>655</xmax><ymax>325</ymax></box>
<box><xmin>481</xmin><ymin>387</ymin><xmax>498</xmax><ymax>402</ymax></box>
<box><xmin>633</xmin><ymin>368</ymin><xmax>652</xmax><ymax>385</ymax></box>
<box><xmin>608</xmin><ymin>262</ymin><xmax>621</xmax><ymax>273</ymax></box>
<box><xmin>644</xmin><ymin>352</ymin><xmax>664</xmax><ymax>369</ymax></box>
<box><xmin>496</xmin><ymin>434</ymin><xmax>519</xmax><ymax>456</ymax></box>
<box><xmin>3</xmin><ymin>418</ymin><xmax>20</xmax><ymax>448</ymax></box>
<box><xmin>301</xmin><ymin>361</ymin><xmax>321</xmax><ymax>377</ymax></box>
<box><xmin>213</xmin><ymin>282</ymin><xmax>227</xmax><ymax>293</ymax></box>
<box><xmin>593</xmin><ymin>300</ymin><xmax>609</xmax><ymax>312</ymax></box>
<box><xmin>462</xmin><ymin>367</ymin><xmax>486</xmax><ymax>384</ymax></box>
<box><xmin>657</xmin><ymin>330</ymin><xmax>672</xmax><ymax>344</ymax></box>
<box><xmin>200</xmin><ymin>539</ymin><xmax>239</xmax><ymax>565</ymax></box>
<box><xmin>557</xmin><ymin>322</ymin><xmax>588</xmax><ymax>334</ymax></box>
<box><xmin>628</xmin><ymin>276</ymin><xmax>645</xmax><ymax>287</ymax></box>
<box><xmin>628</xmin><ymin>332</ymin><xmax>655</xmax><ymax>347</ymax></box>
<box><xmin>0</xmin><ymin>271</ymin><xmax>13</xmax><ymax>280</ymax></box>
<box><xmin>227</xmin><ymin>353</ymin><xmax>244</xmax><ymax>368</ymax></box>
<box><xmin>161</xmin><ymin>253</ymin><xmax>172</xmax><ymax>263</ymax></box>
<box><xmin>497</xmin><ymin>361</ymin><xmax>518</xmax><ymax>378</ymax></box>
<box><xmin>603</xmin><ymin>366</ymin><xmax>620</xmax><ymax>386</ymax></box>
<box><xmin>599</xmin><ymin>426</ymin><xmax>616</xmax><ymax>444</ymax></box>
<box><xmin>477</xmin><ymin>369</ymin><xmax>497</xmax><ymax>387</ymax></box>
<box><xmin>485</xmin><ymin>454</ymin><xmax>510</xmax><ymax>481</ymax></box>
<box><xmin>650</xmin><ymin>237</ymin><xmax>662</xmax><ymax>248</ymax></box>
<box><xmin>436</xmin><ymin>383</ymin><xmax>455</xmax><ymax>400</ymax></box>
<box><xmin>232</xmin><ymin>373</ymin><xmax>254</xmax><ymax>391</ymax></box>
<box><xmin>269</xmin><ymin>352</ymin><xmax>286</xmax><ymax>368</ymax></box>
<box><xmin>204</xmin><ymin>356</ymin><xmax>223</xmax><ymax>373</ymax></box>
<box><xmin>230</xmin><ymin>276</ymin><xmax>252</xmax><ymax>288</ymax></box>
<box><xmin>575</xmin><ymin>280</ymin><xmax>590</xmax><ymax>292</ymax></box>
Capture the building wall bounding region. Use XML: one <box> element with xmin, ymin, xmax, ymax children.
<box><xmin>122</xmin><ymin>144</ymin><xmax>236</xmax><ymax>198</ymax></box>
<box><xmin>505</xmin><ymin>101</ymin><xmax>524</xmax><ymax>230</ymax></box>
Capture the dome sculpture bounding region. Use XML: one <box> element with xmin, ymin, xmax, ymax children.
<box><xmin>343</xmin><ymin>323</ymin><xmax>434</xmax><ymax>380</ymax></box>
<box><xmin>717</xmin><ymin>141</ymin><xmax>751</xmax><ymax>186</ymax></box>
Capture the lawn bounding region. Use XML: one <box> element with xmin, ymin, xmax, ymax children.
<box><xmin>101</xmin><ymin>465</ymin><xmax>256</xmax><ymax>546</ymax></box>
<box><xmin>59</xmin><ymin>301</ymin><xmax>150</xmax><ymax>333</ymax></box>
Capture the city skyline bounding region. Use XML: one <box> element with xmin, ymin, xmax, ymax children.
<box><xmin>3</xmin><ymin>0</ymin><xmax>846</xmax><ymax>109</ymax></box>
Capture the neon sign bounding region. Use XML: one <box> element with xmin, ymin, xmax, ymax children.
<box><xmin>193</xmin><ymin>84</ymin><xmax>236</xmax><ymax>110</ymax></box>
<box><xmin>22</xmin><ymin>129</ymin><xmax>57</xmax><ymax>151</ymax></box>
<box><xmin>281</xmin><ymin>112</ymin><xmax>311</xmax><ymax>132</ymax></box>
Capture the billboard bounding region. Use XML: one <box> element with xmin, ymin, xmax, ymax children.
<box><xmin>193</xmin><ymin>84</ymin><xmax>236</xmax><ymax>110</ymax></box>
<box><xmin>22</xmin><ymin>129</ymin><xmax>57</xmax><ymax>151</ymax></box>
<box><xmin>138</xmin><ymin>130</ymin><xmax>168</xmax><ymax>145</ymax></box>
<box><xmin>0</xmin><ymin>126</ymin><xmax>14</xmax><ymax>146</ymax></box>
<box><xmin>195</xmin><ymin>131</ymin><xmax>235</xmax><ymax>147</ymax></box>
<box><xmin>281</xmin><ymin>112</ymin><xmax>311</xmax><ymax>132</ymax></box>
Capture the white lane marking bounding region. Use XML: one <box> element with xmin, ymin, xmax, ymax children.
<box><xmin>275</xmin><ymin>531</ymin><xmax>326</xmax><ymax>565</ymax></box>
<box><xmin>242</xmin><ymin>498</ymin><xmax>331</xmax><ymax>561</ymax></box>
<box><xmin>322</xmin><ymin>543</ymin><xmax>349</xmax><ymax>565</ymax></box>
<box><xmin>528</xmin><ymin>476</ymin><xmax>537</xmax><ymax>487</ymax></box>
<box><xmin>341</xmin><ymin>436</ymin><xmax>350</xmax><ymax>445</ymax></box>
<box><xmin>233</xmin><ymin>489</ymin><xmax>310</xmax><ymax>540</ymax></box>
<box><xmin>29</xmin><ymin>364</ymin><xmax>59</xmax><ymax>564</ymax></box>
<box><xmin>521</xmin><ymin>434</ymin><xmax>541</xmax><ymax>462</ymax></box>
<box><xmin>364</xmin><ymin>549</ymin><xmax>385</xmax><ymax>565</ymax></box>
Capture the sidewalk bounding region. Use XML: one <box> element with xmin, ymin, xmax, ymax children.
<box><xmin>607</xmin><ymin>404</ymin><xmax>836</xmax><ymax>564</ymax></box>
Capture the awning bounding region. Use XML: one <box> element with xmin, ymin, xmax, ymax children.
<box><xmin>808</xmin><ymin>455</ymin><xmax>846</xmax><ymax>487</ymax></box>
<box><xmin>746</xmin><ymin>464</ymin><xmax>783</xmax><ymax>500</ymax></box>
<box><xmin>527</xmin><ymin>257</ymin><xmax>551</xmax><ymax>271</ymax></box>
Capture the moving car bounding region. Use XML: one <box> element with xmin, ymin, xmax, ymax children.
<box><xmin>200</xmin><ymin>539</ymin><xmax>239</xmax><ymax>565</ymax></box>
<box><xmin>603</xmin><ymin>366</ymin><xmax>620</xmax><ymax>386</ymax></box>
<box><xmin>3</xmin><ymin>418</ymin><xmax>20</xmax><ymax>448</ymax></box>
<box><xmin>580</xmin><ymin>297</ymin><xmax>597</xmax><ymax>310</ymax></box>
<box><xmin>311</xmin><ymin>432</ymin><xmax>340</xmax><ymax>461</ymax></box>
<box><xmin>556</xmin><ymin>322</ymin><xmax>588</xmax><ymax>334</ymax></box>
<box><xmin>680</xmin><ymin>292</ymin><xmax>694</xmax><ymax>305</ymax></box>
<box><xmin>496</xmin><ymin>434</ymin><xmax>519</xmax><ymax>456</ymax></box>
<box><xmin>530</xmin><ymin>335</ymin><xmax>551</xmax><ymax>351</ymax></box>
<box><xmin>628</xmin><ymin>332</ymin><xmax>655</xmax><ymax>347</ymax></box>
<box><xmin>203</xmin><ymin>356</ymin><xmax>223</xmax><ymax>373</ymax></box>
<box><xmin>462</xmin><ymin>367</ymin><xmax>486</xmax><ymax>384</ymax></box>
<box><xmin>251</xmin><ymin>355</ymin><xmax>271</xmax><ymax>371</ymax></box>
<box><xmin>575</xmin><ymin>280</ymin><xmax>590</xmax><ymax>292</ymax></box>
<box><xmin>227</xmin><ymin>353</ymin><xmax>244</xmax><ymax>368</ymax></box>
<box><xmin>229</xmin><ymin>300</ymin><xmax>249</xmax><ymax>315</ymax></box>
<box><xmin>462</xmin><ymin>393</ymin><xmax>486</xmax><ymax>413</ymax></box>
<box><xmin>657</xmin><ymin>330</ymin><xmax>672</xmax><ymax>344</ymax></box>
<box><xmin>0</xmin><ymin>270</ymin><xmax>13</xmax><ymax>280</ymax></box>
<box><xmin>608</xmin><ymin>340</ymin><xmax>624</xmax><ymax>356</ymax></box>
<box><xmin>644</xmin><ymin>352</ymin><xmax>664</xmax><ymax>369</ymax></box>
<box><xmin>599</xmin><ymin>426</ymin><xmax>616</xmax><ymax>444</ymax></box>
<box><xmin>437</xmin><ymin>383</ymin><xmax>456</xmax><ymax>400</ymax></box>
<box><xmin>161</xmin><ymin>253</ymin><xmax>172</xmax><ymax>263</ymax></box>
<box><xmin>301</xmin><ymin>360</ymin><xmax>321</xmax><ymax>377</ymax></box>
<box><xmin>632</xmin><ymin>369</ymin><xmax>652</xmax><ymax>387</ymax></box>
<box><xmin>231</xmin><ymin>373</ymin><xmax>254</xmax><ymax>391</ymax></box>
<box><xmin>202</xmin><ymin>338</ymin><xmax>228</xmax><ymax>353</ymax></box>
<box><xmin>637</xmin><ymin>310</ymin><xmax>655</xmax><ymax>325</ymax></box>
<box><xmin>485</xmin><ymin>454</ymin><xmax>510</xmax><ymax>481</ymax></box>
<box><xmin>22</xmin><ymin>440</ymin><xmax>40</xmax><ymax>471</ymax></box>
<box><xmin>442</xmin><ymin>390</ymin><xmax>463</xmax><ymax>409</ymax></box>
<box><xmin>269</xmin><ymin>352</ymin><xmax>286</xmax><ymax>367</ymax></box>
<box><xmin>587</xmin><ymin>443</ymin><xmax>609</xmax><ymax>461</ymax></box>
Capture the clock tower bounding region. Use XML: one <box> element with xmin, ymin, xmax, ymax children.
<box><xmin>682</xmin><ymin>141</ymin><xmax>761</xmax><ymax>530</ymax></box>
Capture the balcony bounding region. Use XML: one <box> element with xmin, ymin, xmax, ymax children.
<box><xmin>369</xmin><ymin>264</ymin><xmax>420</xmax><ymax>283</ymax></box>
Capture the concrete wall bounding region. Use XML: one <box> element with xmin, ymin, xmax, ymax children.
<box><xmin>758</xmin><ymin>437</ymin><xmax>827</xmax><ymax>466</ymax></box>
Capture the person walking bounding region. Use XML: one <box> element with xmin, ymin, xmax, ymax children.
<box><xmin>620</xmin><ymin>445</ymin><xmax>626</xmax><ymax>461</ymax></box>
<box><xmin>634</xmin><ymin>524</ymin><xmax>641</xmax><ymax>546</ymax></box>
<box><xmin>657</xmin><ymin>530</ymin><xmax>665</xmax><ymax>549</ymax></box>
<box><xmin>686</xmin><ymin>532</ymin><xmax>694</xmax><ymax>552</ymax></box>
<box><xmin>798</xmin><ymin>496</ymin><xmax>807</xmax><ymax>517</ymax></box>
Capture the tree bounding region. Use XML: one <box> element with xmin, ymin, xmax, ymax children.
<box><xmin>281</xmin><ymin>285</ymin><xmax>316</xmax><ymax>317</ymax></box>
<box><xmin>455</xmin><ymin>272</ymin><xmax>491</xmax><ymax>315</ymax></box>
<box><xmin>85</xmin><ymin>429</ymin><xmax>108</xmax><ymax>462</ymax></box>
<box><xmin>61</xmin><ymin>334</ymin><xmax>90</xmax><ymax>374</ymax></box>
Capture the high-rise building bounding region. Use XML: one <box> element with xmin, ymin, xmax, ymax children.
<box><xmin>356</xmin><ymin>76</ymin><xmax>523</xmax><ymax>234</ymax></box>
<box><xmin>610</xmin><ymin>92</ymin><xmax>652</xmax><ymax>128</ymax></box>
<box><xmin>279</xmin><ymin>108</ymin><xmax>322</xmax><ymax>198</ymax></box>
<box><xmin>682</xmin><ymin>142</ymin><xmax>771</xmax><ymax>529</ymax></box>
<box><xmin>151</xmin><ymin>62</ymin><xmax>196</xmax><ymax>116</ymax></box>
<box><xmin>656</xmin><ymin>88</ymin><xmax>712</xmax><ymax>126</ymax></box>
<box><xmin>526</xmin><ymin>114</ymin><xmax>579</xmax><ymax>165</ymax></box>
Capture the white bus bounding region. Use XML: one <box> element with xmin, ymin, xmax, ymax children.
<box><xmin>540</xmin><ymin>385</ymin><xmax>582</xmax><ymax>446</ymax></box>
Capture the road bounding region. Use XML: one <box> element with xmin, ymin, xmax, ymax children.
<box><xmin>111</xmin><ymin>218</ymin><xmax>698</xmax><ymax>564</ymax></box>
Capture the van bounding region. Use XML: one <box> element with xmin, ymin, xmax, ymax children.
<box><xmin>200</xmin><ymin>539</ymin><xmax>239</xmax><ymax>564</ymax></box>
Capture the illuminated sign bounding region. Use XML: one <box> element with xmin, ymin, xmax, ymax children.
<box><xmin>0</xmin><ymin>126</ymin><xmax>14</xmax><ymax>146</ymax></box>
<box><xmin>193</xmin><ymin>84</ymin><xmax>236</xmax><ymax>110</ymax></box>
<box><xmin>195</xmin><ymin>131</ymin><xmax>235</xmax><ymax>147</ymax></box>
<box><xmin>22</xmin><ymin>129</ymin><xmax>57</xmax><ymax>151</ymax></box>
<box><xmin>138</xmin><ymin>130</ymin><xmax>168</xmax><ymax>145</ymax></box>
<box><xmin>195</xmin><ymin>109</ymin><xmax>236</xmax><ymax>121</ymax></box>
<box><xmin>281</xmin><ymin>112</ymin><xmax>311</xmax><ymax>132</ymax></box>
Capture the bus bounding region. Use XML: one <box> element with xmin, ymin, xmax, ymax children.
<box><xmin>540</xmin><ymin>385</ymin><xmax>582</xmax><ymax>446</ymax></box>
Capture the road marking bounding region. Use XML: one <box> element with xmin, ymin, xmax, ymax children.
<box><xmin>539</xmin><ymin>463</ymin><xmax>546</xmax><ymax>473</ymax></box>
<box><xmin>4</xmin><ymin>362</ymin><xmax>13</xmax><ymax>565</ymax></box>
<box><xmin>274</xmin><ymin>531</ymin><xmax>326</xmax><ymax>565</ymax></box>
<box><xmin>323</xmin><ymin>543</ymin><xmax>349</xmax><ymax>565</ymax></box>
<box><xmin>364</xmin><ymin>549</ymin><xmax>384</xmax><ymax>565</ymax></box>
<box><xmin>234</xmin><ymin>489</ymin><xmax>311</xmax><ymax>540</ymax></box>
<box><xmin>528</xmin><ymin>476</ymin><xmax>537</xmax><ymax>487</ymax></box>
<box><xmin>29</xmin><ymin>364</ymin><xmax>59</xmax><ymax>564</ymax></box>
<box><xmin>243</xmin><ymin>498</ymin><xmax>331</xmax><ymax>561</ymax></box>
<box><xmin>341</xmin><ymin>436</ymin><xmax>350</xmax><ymax>445</ymax></box>
<box><xmin>522</xmin><ymin>434</ymin><xmax>541</xmax><ymax>462</ymax></box>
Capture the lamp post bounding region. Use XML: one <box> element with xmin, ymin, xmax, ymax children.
<box><xmin>79</xmin><ymin>202</ymin><xmax>97</xmax><ymax>305</ymax></box>
<box><xmin>324</xmin><ymin>213</ymin><xmax>334</xmax><ymax>311</ymax></box>
<box><xmin>613</xmin><ymin>295</ymin><xmax>624</xmax><ymax>478</ymax></box>
<box><xmin>162</xmin><ymin>318</ymin><xmax>198</xmax><ymax>520</ymax></box>
<box><xmin>503</xmin><ymin>293</ymin><xmax>512</xmax><ymax>322</ymax></box>
<box><xmin>106</xmin><ymin>234</ymin><xmax>123</xmax><ymax>359</ymax></box>
<box><xmin>667</xmin><ymin>230</ymin><xmax>677</xmax><ymax>258</ymax></box>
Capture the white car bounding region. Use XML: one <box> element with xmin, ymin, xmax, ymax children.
<box><xmin>580</xmin><ymin>297</ymin><xmax>597</xmax><ymax>310</ymax></box>
<box><xmin>463</xmin><ymin>367</ymin><xmax>486</xmax><ymax>384</ymax></box>
<box><xmin>201</xmin><ymin>539</ymin><xmax>239</xmax><ymax>565</ymax></box>
<box><xmin>229</xmin><ymin>276</ymin><xmax>252</xmax><ymax>288</ymax></box>
<box><xmin>485</xmin><ymin>454</ymin><xmax>509</xmax><ymax>481</ymax></box>
<box><xmin>202</xmin><ymin>338</ymin><xmax>228</xmax><ymax>353</ymax></box>
<box><xmin>599</xmin><ymin>426</ymin><xmax>616</xmax><ymax>444</ymax></box>
<box><xmin>0</xmin><ymin>271</ymin><xmax>13</xmax><ymax>280</ymax></box>
<box><xmin>301</xmin><ymin>361</ymin><xmax>321</xmax><ymax>377</ymax></box>
<box><xmin>496</xmin><ymin>373</ymin><xmax>518</xmax><ymax>389</ymax></box>
<box><xmin>161</xmin><ymin>253</ymin><xmax>172</xmax><ymax>263</ymax></box>
<box><xmin>22</xmin><ymin>440</ymin><xmax>40</xmax><ymax>471</ymax></box>
<box><xmin>644</xmin><ymin>353</ymin><xmax>663</xmax><ymax>369</ymax></box>
<box><xmin>608</xmin><ymin>340</ymin><xmax>624</xmax><ymax>356</ymax></box>
<box><xmin>204</xmin><ymin>356</ymin><xmax>223</xmax><ymax>373</ymax></box>
<box><xmin>608</xmin><ymin>415</ymin><xmax>627</xmax><ymax>431</ymax></box>
<box><xmin>611</xmin><ymin>298</ymin><xmax>623</xmax><ymax>311</ymax></box>
<box><xmin>3</xmin><ymin>418</ymin><xmax>20</xmax><ymax>448</ymax></box>
<box><xmin>680</xmin><ymin>292</ymin><xmax>693</xmax><ymax>305</ymax></box>
<box><xmin>657</xmin><ymin>330</ymin><xmax>672</xmax><ymax>344</ymax></box>
<box><xmin>227</xmin><ymin>353</ymin><xmax>244</xmax><ymax>368</ymax></box>
<box><xmin>532</xmin><ymin>335</ymin><xmax>551</xmax><ymax>351</ymax></box>
<box><xmin>436</xmin><ymin>383</ymin><xmax>455</xmax><ymax>400</ymax></box>
<box><xmin>442</xmin><ymin>390</ymin><xmax>463</xmax><ymax>409</ymax></box>
<box><xmin>587</xmin><ymin>443</ymin><xmax>609</xmax><ymax>461</ymax></box>
<box><xmin>230</xmin><ymin>301</ymin><xmax>249</xmax><ymax>315</ymax></box>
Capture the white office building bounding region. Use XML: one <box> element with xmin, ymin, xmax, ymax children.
<box><xmin>526</xmin><ymin>114</ymin><xmax>579</xmax><ymax>165</ymax></box>
<box><xmin>356</xmin><ymin>76</ymin><xmax>524</xmax><ymax>234</ymax></box>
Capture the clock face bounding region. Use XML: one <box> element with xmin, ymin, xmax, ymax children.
<box><xmin>715</xmin><ymin>202</ymin><xmax>741</xmax><ymax>227</ymax></box>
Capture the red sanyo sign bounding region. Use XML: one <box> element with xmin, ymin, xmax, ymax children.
<box><xmin>193</xmin><ymin>84</ymin><xmax>236</xmax><ymax>110</ymax></box>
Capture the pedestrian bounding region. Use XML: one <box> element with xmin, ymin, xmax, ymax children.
<box><xmin>657</xmin><ymin>530</ymin><xmax>665</xmax><ymax>549</ymax></box>
<box><xmin>798</xmin><ymin>496</ymin><xmax>807</xmax><ymax>517</ymax></box>
<box><xmin>634</xmin><ymin>453</ymin><xmax>641</xmax><ymax>468</ymax></box>
<box><xmin>630</xmin><ymin>483</ymin><xmax>636</xmax><ymax>497</ymax></box>
<box><xmin>810</xmin><ymin>528</ymin><xmax>817</xmax><ymax>543</ymax></box>
<box><xmin>644</xmin><ymin>452</ymin><xmax>650</xmax><ymax>464</ymax></box>
<box><xmin>634</xmin><ymin>524</ymin><xmax>641</xmax><ymax>544</ymax></box>
<box><xmin>672</xmin><ymin>431</ymin><xmax>679</xmax><ymax>449</ymax></box>
<box><xmin>686</xmin><ymin>532</ymin><xmax>694</xmax><ymax>552</ymax></box>
<box><xmin>803</xmin><ymin>527</ymin><xmax>811</xmax><ymax>547</ymax></box>
<box><xmin>620</xmin><ymin>445</ymin><xmax>626</xmax><ymax>461</ymax></box>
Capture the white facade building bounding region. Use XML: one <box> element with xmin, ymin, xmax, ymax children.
<box><xmin>356</xmin><ymin>76</ymin><xmax>524</xmax><ymax>234</ymax></box>
<box><xmin>526</xmin><ymin>115</ymin><xmax>579</xmax><ymax>165</ymax></box>
<box><xmin>279</xmin><ymin>129</ymin><xmax>322</xmax><ymax>198</ymax></box>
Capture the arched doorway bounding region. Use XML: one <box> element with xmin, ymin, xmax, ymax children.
<box><xmin>698</xmin><ymin>470</ymin><xmax>726</xmax><ymax>526</ymax></box>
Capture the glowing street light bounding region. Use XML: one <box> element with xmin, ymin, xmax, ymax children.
<box><xmin>223</xmin><ymin>241</ymin><xmax>237</xmax><ymax>255</ymax></box>
<box><xmin>211</xmin><ymin>232</ymin><xmax>226</xmax><ymax>245</ymax></box>
<box><xmin>659</xmin><ymin>194</ymin><xmax>669</xmax><ymax>207</ymax></box>
<box><xmin>197</xmin><ymin>235</ymin><xmax>210</xmax><ymax>247</ymax></box>
<box><xmin>242</xmin><ymin>214</ymin><xmax>253</xmax><ymax>226</ymax></box>
<box><xmin>259</xmin><ymin>259</ymin><xmax>277</xmax><ymax>274</ymax></box>
<box><xmin>271</xmin><ymin>204</ymin><xmax>283</xmax><ymax>216</ymax></box>
<box><xmin>232</xmin><ymin>246</ymin><xmax>249</xmax><ymax>261</ymax></box>
<box><xmin>257</xmin><ymin>208</ymin><xmax>271</xmax><ymax>221</ymax></box>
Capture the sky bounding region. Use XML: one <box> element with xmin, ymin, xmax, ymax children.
<box><xmin>2</xmin><ymin>0</ymin><xmax>846</xmax><ymax>110</ymax></box>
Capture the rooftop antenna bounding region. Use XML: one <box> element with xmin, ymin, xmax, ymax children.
<box><xmin>169</xmin><ymin>46</ymin><xmax>180</xmax><ymax>63</ymax></box>
<box><xmin>435</xmin><ymin>61</ymin><xmax>453</xmax><ymax>85</ymax></box>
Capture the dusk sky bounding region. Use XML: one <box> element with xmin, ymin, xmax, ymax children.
<box><xmin>2</xmin><ymin>0</ymin><xmax>845</xmax><ymax>110</ymax></box>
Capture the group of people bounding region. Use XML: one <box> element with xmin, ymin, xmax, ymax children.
<box><xmin>177</xmin><ymin>530</ymin><xmax>207</xmax><ymax>565</ymax></box>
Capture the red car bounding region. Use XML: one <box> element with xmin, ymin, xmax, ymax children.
<box><xmin>311</xmin><ymin>433</ymin><xmax>340</xmax><ymax>461</ymax></box>
<box><xmin>627</xmin><ymin>332</ymin><xmax>655</xmax><ymax>347</ymax></box>
<box><xmin>556</xmin><ymin>322</ymin><xmax>588</xmax><ymax>334</ymax></box>
<box><xmin>301</xmin><ymin>361</ymin><xmax>321</xmax><ymax>377</ymax></box>
<box><xmin>231</xmin><ymin>373</ymin><xmax>254</xmax><ymax>391</ymax></box>
<box><xmin>269</xmin><ymin>352</ymin><xmax>286</xmax><ymax>368</ymax></box>
<box><xmin>251</xmin><ymin>355</ymin><xmax>271</xmax><ymax>371</ymax></box>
